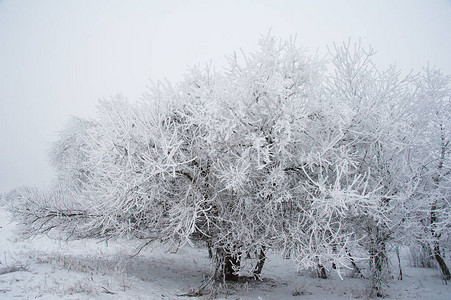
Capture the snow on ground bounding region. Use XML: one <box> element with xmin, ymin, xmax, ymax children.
<box><xmin>1</xmin><ymin>204</ymin><xmax>450</xmax><ymax>299</ymax></box>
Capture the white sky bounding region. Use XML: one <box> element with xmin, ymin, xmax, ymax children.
<box><xmin>1</xmin><ymin>0</ymin><xmax>450</xmax><ymax>193</ymax></box>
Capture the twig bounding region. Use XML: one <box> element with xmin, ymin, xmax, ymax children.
<box><xmin>101</xmin><ymin>286</ymin><xmax>117</xmax><ymax>294</ymax></box>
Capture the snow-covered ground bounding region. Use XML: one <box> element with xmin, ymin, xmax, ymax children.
<box><xmin>1</xmin><ymin>204</ymin><xmax>450</xmax><ymax>299</ymax></box>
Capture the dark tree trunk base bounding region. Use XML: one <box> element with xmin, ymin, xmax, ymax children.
<box><xmin>395</xmin><ymin>246</ymin><xmax>403</xmax><ymax>280</ymax></box>
<box><xmin>253</xmin><ymin>246</ymin><xmax>266</xmax><ymax>279</ymax></box>
<box><xmin>433</xmin><ymin>243</ymin><xmax>451</xmax><ymax>280</ymax></box>
<box><xmin>347</xmin><ymin>250</ymin><xmax>364</xmax><ymax>278</ymax></box>
<box><xmin>224</xmin><ymin>254</ymin><xmax>240</xmax><ymax>281</ymax></box>
<box><xmin>369</xmin><ymin>244</ymin><xmax>387</xmax><ymax>298</ymax></box>
<box><xmin>214</xmin><ymin>247</ymin><xmax>241</xmax><ymax>282</ymax></box>
<box><xmin>317</xmin><ymin>264</ymin><xmax>328</xmax><ymax>279</ymax></box>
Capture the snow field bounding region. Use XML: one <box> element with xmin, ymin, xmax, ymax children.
<box><xmin>1</xmin><ymin>205</ymin><xmax>450</xmax><ymax>299</ymax></box>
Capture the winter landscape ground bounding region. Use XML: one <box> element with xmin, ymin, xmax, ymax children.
<box><xmin>1</xmin><ymin>203</ymin><xmax>450</xmax><ymax>299</ymax></box>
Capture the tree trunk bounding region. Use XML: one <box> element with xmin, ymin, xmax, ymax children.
<box><xmin>374</xmin><ymin>248</ymin><xmax>386</xmax><ymax>274</ymax></box>
<box><xmin>431</xmin><ymin>200</ymin><xmax>451</xmax><ymax>280</ymax></box>
<box><xmin>395</xmin><ymin>246</ymin><xmax>402</xmax><ymax>280</ymax></box>
<box><xmin>317</xmin><ymin>264</ymin><xmax>328</xmax><ymax>279</ymax></box>
<box><xmin>370</xmin><ymin>241</ymin><xmax>386</xmax><ymax>297</ymax></box>
<box><xmin>433</xmin><ymin>242</ymin><xmax>451</xmax><ymax>280</ymax></box>
<box><xmin>214</xmin><ymin>247</ymin><xmax>240</xmax><ymax>281</ymax></box>
<box><xmin>207</xmin><ymin>241</ymin><xmax>213</xmax><ymax>259</ymax></box>
<box><xmin>316</xmin><ymin>264</ymin><xmax>327</xmax><ymax>279</ymax></box>
<box><xmin>429</xmin><ymin>138</ymin><xmax>450</xmax><ymax>280</ymax></box>
<box><xmin>252</xmin><ymin>246</ymin><xmax>266</xmax><ymax>279</ymax></box>
<box><xmin>347</xmin><ymin>249</ymin><xmax>363</xmax><ymax>278</ymax></box>
<box><xmin>223</xmin><ymin>254</ymin><xmax>240</xmax><ymax>281</ymax></box>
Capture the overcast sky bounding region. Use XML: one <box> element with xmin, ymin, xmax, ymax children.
<box><xmin>0</xmin><ymin>0</ymin><xmax>450</xmax><ymax>193</ymax></box>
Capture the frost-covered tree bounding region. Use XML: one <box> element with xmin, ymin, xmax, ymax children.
<box><xmin>9</xmin><ymin>36</ymin><xmax>450</xmax><ymax>291</ymax></box>
<box><xmin>11</xmin><ymin>116</ymin><xmax>98</xmax><ymax>239</ymax></box>
<box><xmin>50</xmin><ymin>116</ymin><xmax>96</xmax><ymax>191</ymax></box>
<box><xmin>324</xmin><ymin>41</ymin><xmax>417</xmax><ymax>295</ymax></box>
<box><xmin>409</xmin><ymin>67</ymin><xmax>451</xmax><ymax>280</ymax></box>
<box><xmin>131</xmin><ymin>37</ymin><xmax>330</xmax><ymax>280</ymax></box>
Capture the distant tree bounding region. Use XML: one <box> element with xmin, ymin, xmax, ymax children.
<box><xmin>50</xmin><ymin>116</ymin><xmax>96</xmax><ymax>191</ymax></box>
